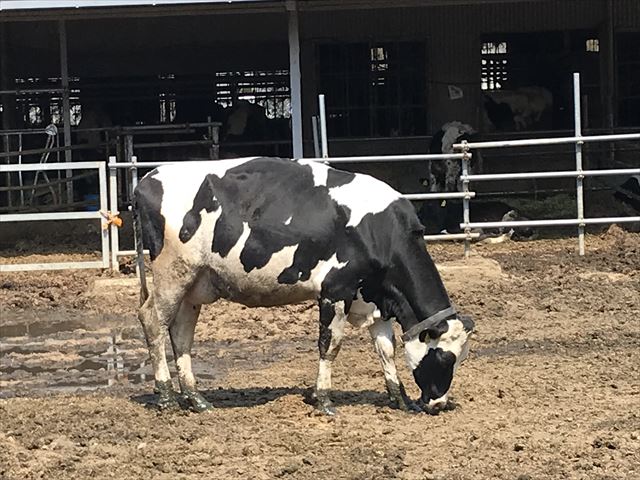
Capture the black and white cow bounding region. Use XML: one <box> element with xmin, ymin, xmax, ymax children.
<box><xmin>614</xmin><ymin>175</ymin><xmax>640</xmax><ymax>232</ymax></box>
<box><xmin>426</xmin><ymin>121</ymin><xmax>477</xmax><ymax>193</ymax></box>
<box><xmin>133</xmin><ymin>157</ymin><xmax>474</xmax><ymax>415</ymax></box>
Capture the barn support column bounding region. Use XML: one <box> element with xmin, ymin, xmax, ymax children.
<box><xmin>59</xmin><ymin>19</ymin><xmax>73</xmax><ymax>203</ymax></box>
<box><xmin>287</xmin><ymin>0</ymin><xmax>304</xmax><ymax>158</ymax></box>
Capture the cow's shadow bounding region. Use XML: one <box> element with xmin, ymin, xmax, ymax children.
<box><xmin>130</xmin><ymin>386</ymin><xmax>392</xmax><ymax>411</ymax></box>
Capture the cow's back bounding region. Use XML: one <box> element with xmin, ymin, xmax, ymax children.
<box><xmin>134</xmin><ymin>157</ymin><xmax>401</xmax><ymax>306</ymax></box>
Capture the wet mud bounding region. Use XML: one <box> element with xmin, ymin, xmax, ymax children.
<box><xmin>1</xmin><ymin>229</ymin><xmax>639</xmax><ymax>479</ymax></box>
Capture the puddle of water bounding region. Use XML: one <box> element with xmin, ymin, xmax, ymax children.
<box><xmin>0</xmin><ymin>309</ymin><xmax>303</xmax><ymax>398</ymax></box>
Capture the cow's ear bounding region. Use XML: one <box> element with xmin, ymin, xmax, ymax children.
<box><xmin>419</xmin><ymin>320</ymin><xmax>449</xmax><ymax>342</ymax></box>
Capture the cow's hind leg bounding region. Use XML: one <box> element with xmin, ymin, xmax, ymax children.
<box><xmin>139</xmin><ymin>292</ymin><xmax>180</xmax><ymax>410</ymax></box>
<box><xmin>169</xmin><ymin>300</ymin><xmax>213</xmax><ymax>412</ymax></box>
<box><xmin>314</xmin><ymin>299</ymin><xmax>347</xmax><ymax>416</ymax></box>
<box><xmin>368</xmin><ymin>318</ymin><xmax>420</xmax><ymax>413</ymax></box>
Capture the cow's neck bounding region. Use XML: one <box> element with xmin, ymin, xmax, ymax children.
<box><xmin>386</xmin><ymin>253</ymin><xmax>453</xmax><ymax>334</ymax></box>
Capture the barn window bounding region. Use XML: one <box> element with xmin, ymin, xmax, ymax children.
<box><xmin>481</xmin><ymin>41</ymin><xmax>509</xmax><ymax>90</ymax></box>
<box><xmin>585</xmin><ymin>39</ymin><xmax>599</xmax><ymax>53</ymax></box>
<box><xmin>215</xmin><ymin>70</ymin><xmax>291</xmax><ymax>120</ymax></box>
<box><xmin>159</xmin><ymin>74</ymin><xmax>177</xmax><ymax>124</ymax></box>
<box><xmin>480</xmin><ymin>31</ymin><xmax>602</xmax><ymax>130</ymax></box>
<box><xmin>317</xmin><ymin>41</ymin><xmax>427</xmax><ymax>138</ymax></box>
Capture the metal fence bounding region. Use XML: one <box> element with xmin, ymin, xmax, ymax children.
<box><xmin>454</xmin><ymin>73</ymin><xmax>640</xmax><ymax>257</ymax></box>
<box><xmin>0</xmin><ymin>161</ymin><xmax>109</xmax><ymax>272</ymax></box>
<box><xmin>106</xmin><ymin>151</ymin><xmax>476</xmax><ymax>270</ymax></box>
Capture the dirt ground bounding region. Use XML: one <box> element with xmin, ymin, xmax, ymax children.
<box><xmin>1</xmin><ymin>229</ymin><xmax>639</xmax><ymax>480</ymax></box>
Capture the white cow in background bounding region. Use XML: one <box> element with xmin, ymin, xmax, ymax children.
<box><xmin>484</xmin><ymin>86</ymin><xmax>553</xmax><ymax>131</ymax></box>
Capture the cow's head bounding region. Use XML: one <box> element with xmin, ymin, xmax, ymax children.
<box><xmin>403</xmin><ymin>314</ymin><xmax>475</xmax><ymax>414</ymax></box>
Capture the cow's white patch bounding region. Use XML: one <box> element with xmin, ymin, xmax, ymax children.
<box><xmin>404</xmin><ymin>336</ymin><xmax>428</xmax><ymax>370</ymax></box>
<box><xmin>404</xmin><ymin>319</ymin><xmax>471</xmax><ymax>371</ymax></box>
<box><xmin>329</xmin><ymin>174</ymin><xmax>400</xmax><ymax>227</ymax></box>
<box><xmin>369</xmin><ymin>318</ymin><xmax>399</xmax><ymax>381</ymax></box>
<box><xmin>347</xmin><ymin>292</ymin><xmax>380</xmax><ymax>329</ymax></box>
<box><xmin>284</xmin><ymin>216</ymin><xmax>292</xmax><ymax>225</ymax></box>
<box><xmin>298</xmin><ymin>159</ymin><xmax>329</xmax><ymax>186</ymax></box>
<box><xmin>153</xmin><ymin>157</ymin><xmax>259</xmax><ymax>243</ymax></box>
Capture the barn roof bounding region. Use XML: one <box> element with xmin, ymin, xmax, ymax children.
<box><xmin>0</xmin><ymin>0</ymin><xmax>271</xmax><ymax>11</ymax></box>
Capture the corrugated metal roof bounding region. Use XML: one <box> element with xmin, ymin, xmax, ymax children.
<box><xmin>0</xmin><ymin>0</ymin><xmax>271</xmax><ymax>11</ymax></box>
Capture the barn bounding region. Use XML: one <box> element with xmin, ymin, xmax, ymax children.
<box><xmin>1</xmin><ymin>3</ymin><xmax>640</xmax><ymax>478</ymax></box>
<box><xmin>1</xmin><ymin>0</ymin><xmax>638</xmax><ymax>165</ymax></box>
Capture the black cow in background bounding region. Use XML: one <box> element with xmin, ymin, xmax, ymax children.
<box><xmin>614</xmin><ymin>175</ymin><xmax>640</xmax><ymax>232</ymax></box>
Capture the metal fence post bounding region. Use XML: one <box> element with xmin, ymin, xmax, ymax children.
<box><xmin>108</xmin><ymin>156</ymin><xmax>120</xmax><ymax>271</ymax></box>
<box><xmin>98</xmin><ymin>161</ymin><xmax>110</xmax><ymax>268</ymax></box>
<box><xmin>573</xmin><ymin>72</ymin><xmax>586</xmax><ymax>256</ymax></box>
<box><xmin>461</xmin><ymin>141</ymin><xmax>472</xmax><ymax>258</ymax></box>
<box><xmin>318</xmin><ymin>94</ymin><xmax>329</xmax><ymax>158</ymax></box>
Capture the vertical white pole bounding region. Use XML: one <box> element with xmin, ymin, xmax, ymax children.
<box><xmin>311</xmin><ymin>115</ymin><xmax>321</xmax><ymax>157</ymax></box>
<box><xmin>98</xmin><ymin>162</ymin><xmax>110</xmax><ymax>268</ymax></box>
<box><xmin>108</xmin><ymin>156</ymin><xmax>119</xmax><ymax>271</ymax></box>
<box><xmin>319</xmin><ymin>94</ymin><xmax>328</xmax><ymax>158</ymax></box>
<box><xmin>59</xmin><ymin>20</ymin><xmax>73</xmax><ymax>204</ymax></box>
<box><xmin>574</xmin><ymin>72</ymin><xmax>585</xmax><ymax>256</ymax></box>
<box><xmin>287</xmin><ymin>0</ymin><xmax>304</xmax><ymax>159</ymax></box>
<box><xmin>461</xmin><ymin>142</ymin><xmax>471</xmax><ymax>258</ymax></box>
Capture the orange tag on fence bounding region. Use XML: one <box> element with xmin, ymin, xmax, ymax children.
<box><xmin>100</xmin><ymin>211</ymin><xmax>123</xmax><ymax>229</ymax></box>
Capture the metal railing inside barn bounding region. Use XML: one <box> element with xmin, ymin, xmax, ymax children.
<box><xmin>0</xmin><ymin>161</ymin><xmax>109</xmax><ymax>272</ymax></box>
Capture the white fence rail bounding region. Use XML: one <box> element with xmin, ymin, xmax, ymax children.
<box><xmin>454</xmin><ymin>73</ymin><xmax>640</xmax><ymax>256</ymax></box>
<box><xmin>0</xmin><ymin>161</ymin><xmax>109</xmax><ymax>272</ymax></box>
<box><xmin>107</xmin><ymin>151</ymin><xmax>473</xmax><ymax>270</ymax></box>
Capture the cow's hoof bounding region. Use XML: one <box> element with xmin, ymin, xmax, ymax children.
<box><xmin>182</xmin><ymin>390</ymin><xmax>214</xmax><ymax>413</ymax></box>
<box><xmin>155</xmin><ymin>380</ymin><xmax>180</xmax><ymax>411</ymax></box>
<box><xmin>386</xmin><ymin>381</ymin><xmax>421</xmax><ymax>413</ymax></box>
<box><xmin>314</xmin><ymin>390</ymin><xmax>338</xmax><ymax>416</ymax></box>
<box><xmin>395</xmin><ymin>399</ymin><xmax>422</xmax><ymax>414</ymax></box>
<box><xmin>317</xmin><ymin>401</ymin><xmax>338</xmax><ymax>416</ymax></box>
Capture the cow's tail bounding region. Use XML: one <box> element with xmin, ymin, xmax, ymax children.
<box><xmin>132</xmin><ymin>199</ymin><xmax>149</xmax><ymax>306</ymax></box>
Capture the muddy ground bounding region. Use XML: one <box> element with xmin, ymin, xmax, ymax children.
<box><xmin>1</xmin><ymin>229</ymin><xmax>639</xmax><ymax>480</ymax></box>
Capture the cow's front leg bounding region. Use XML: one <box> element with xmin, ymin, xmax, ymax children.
<box><xmin>368</xmin><ymin>318</ymin><xmax>420</xmax><ymax>413</ymax></box>
<box><xmin>314</xmin><ymin>299</ymin><xmax>347</xmax><ymax>416</ymax></box>
<box><xmin>139</xmin><ymin>294</ymin><xmax>179</xmax><ymax>410</ymax></box>
<box><xmin>169</xmin><ymin>300</ymin><xmax>213</xmax><ymax>413</ymax></box>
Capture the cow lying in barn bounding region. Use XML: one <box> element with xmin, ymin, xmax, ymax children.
<box><xmin>418</xmin><ymin>198</ymin><xmax>536</xmax><ymax>241</ymax></box>
<box><xmin>133</xmin><ymin>157</ymin><xmax>474</xmax><ymax>415</ymax></box>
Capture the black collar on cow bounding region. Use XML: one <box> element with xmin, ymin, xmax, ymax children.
<box><xmin>400</xmin><ymin>306</ymin><xmax>458</xmax><ymax>342</ymax></box>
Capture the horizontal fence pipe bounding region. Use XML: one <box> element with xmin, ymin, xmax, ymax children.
<box><xmin>0</xmin><ymin>260</ymin><xmax>105</xmax><ymax>273</ymax></box>
<box><xmin>320</xmin><ymin>153</ymin><xmax>469</xmax><ymax>163</ymax></box>
<box><xmin>108</xmin><ymin>161</ymin><xmax>176</xmax><ymax>168</ymax></box>
<box><xmin>108</xmin><ymin>154</ymin><xmax>470</xmax><ymax>169</ymax></box>
<box><xmin>461</xmin><ymin>216</ymin><xmax>640</xmax><ymax>229</ymax></box>
<box><xmin>0</xmin><ymin>143</ymin><xmax>96</xmax><ymax>159</ymax></box>
<box><xmin>462</xmin><ymin>168</ymin><xmax>640</xmax><ymax>182</ymax></box>
<box><xmin>132</xmin><ymin>140</ymin><xmax>216</xmax><ymax>149</ymax></box>
<box><xmin>117</xmin><ymin>249</ymin><xmax>150</xmax><ymax>257</ymax></box>
<box><xmin>0</xmin><ymin>161</ymin><xmax>102</xmax><ymax>172</ymax></box>
<box><xmin>403</xmin><ymin>192</ymin><xmax>476</xmax><ymax>200</ymax></box>
<box><xmin>0</xmin><ymin>171</ymin><xmax>94</xmax><ymax>192</ymax></box>
<box><xmin>424</xmin><ymin>233</ymin><xmax>481</xmax><ymax>241</ymax></box>
<box><xmin>454</xmin><ymin>132</ymin><xmax>640</xmax><ymax>150</ymax></box>
<box><xmin>1</xmin><ymin>211</ymin><xmax>102</xmax><ymax>222</ymax></box>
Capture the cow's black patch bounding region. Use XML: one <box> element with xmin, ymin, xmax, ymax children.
<box><xmin>413</xmin><ymin>348</ymin><xmax>456</xmax><ymax>402</ymax></box>
<box><xmin>134</xmin><ymin>171</ymin><xmax>165</xmax><ymax>261</ymax></box>
<box><xmin>326</xmin><ymin>169</ymin><xmax>356</xmax><ymax>188</ymax></box>
<box><xmin>179</xmin><ymin>157</ymin><xmax>452</xmax><ymax>328</ymax></box>
<box><xmin>180</xmin><ymin>158</ymin><xmax>351</xmax><ymax>284</ymax></box>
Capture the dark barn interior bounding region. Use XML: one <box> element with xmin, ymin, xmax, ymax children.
<box><xmin>1</xmin><ymin>0</ymin><xmax>638</xmax><ymax>223</ymax></box>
